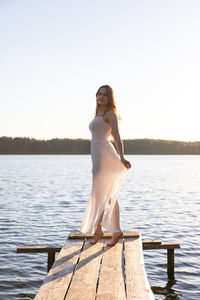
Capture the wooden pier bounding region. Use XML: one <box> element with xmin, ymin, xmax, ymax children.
<box><xmin>17</xmin><ymin>231</ymin><xmax>180</xmax><ymax>299</ymax></box>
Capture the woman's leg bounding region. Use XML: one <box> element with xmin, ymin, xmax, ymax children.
<box><xmin>96</xmin><ymin>197</ymin><xmax>111</xmax><ymax>231</ymax></box>
<box><xmin>95</xmin><ymin>209</ymin><xmax>104</xmax><ymax>231</ymax></box>
<box><xmin>90</xmin><ymin>209</ymin><xmax>104</xmax><ymax>244</ymax></box>
<box><xmin>111</xmin><ymin>199</ymin><xmax>122</xmax><ymax>233</ymax></box>
<box><xmin>106</xmin><ymin>199</ymin><xmax>123</xmax><ymax>246</ymax></box>
<box><xmin>90</xmin><ymin>198</ymin><xmax>111</xmax><ymax>244</ymax></box>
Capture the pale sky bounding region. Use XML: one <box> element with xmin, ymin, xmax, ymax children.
<box><xmin>0</xmin><ymin>0</ymin><xmax>200</xmax><ymax>141</ymax></box>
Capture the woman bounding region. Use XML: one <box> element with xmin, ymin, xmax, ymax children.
<box><xmin>80</xmin><ymin>85</ymin><xmax>131</xmax><ymax>246</ymax></box>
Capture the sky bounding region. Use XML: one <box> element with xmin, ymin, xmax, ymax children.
<box><xmin>0</xmin><ymin>0</ymin><xmax>200</xmax><ymax>141</ymax></box>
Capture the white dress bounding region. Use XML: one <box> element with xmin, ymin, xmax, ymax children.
<box><xmin>80</xmin><ymin>115</ymin><xmax>128</xmax><ymax>234</ymax></box>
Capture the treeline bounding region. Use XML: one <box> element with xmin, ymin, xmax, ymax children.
<box><xmin>0</xmin><ymin>136</ymin><xmax>200</xmax><ymax>154</ymax></box>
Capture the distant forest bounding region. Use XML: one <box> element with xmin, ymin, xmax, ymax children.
<box><xmin>0</xmin><ymin>136</ymin><xmax>200</xmax><ymax>154</ymax></box>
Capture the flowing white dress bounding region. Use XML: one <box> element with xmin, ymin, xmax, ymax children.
<box><xmin>80</xmin><ymin>115</ymin><xmax>128</xmax><ymax>234</ymax></box>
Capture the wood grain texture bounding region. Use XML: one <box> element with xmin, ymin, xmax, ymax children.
<box><xmin>66</xmin><ymin>240</ymin><xmax>104</xmax><ymax>300</ymax></box>
<box><xmin>68</xmin><ymin>231</ymin><xmax>140</xmax><ymax>239</ymax></box>
<box><xmin>33</xmin><ymin>232</ymin><xmax>175</xmax><ymax>299</ymax></box>
<box><xmin>96</xmin><ymin>239</ymin><xmax>126</xmax><ymax>300</ymax></box>
<box><xmin>17</xmin><ymin>246</ymin><xmax>61</xmax><ymax>253</ymax></box>
<box><xmin>143</xmin><ymin>242</ymin><xmax>180</xmax><ymax>250</ymax></box>
<box><xmin>34</xmin><ymin>240</ymin><xmax>84</xmax><ymax>300</ymax></box>
<box><xmin>124</xmin><ymin>236</ymin><xmax>155</xmax><ymax>300</ymax></box>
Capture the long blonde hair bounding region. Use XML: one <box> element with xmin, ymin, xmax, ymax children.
<box><xmin>95</xmin><ymin>85</ymin><xmax>121</xmax><ymax>138</ymax></box>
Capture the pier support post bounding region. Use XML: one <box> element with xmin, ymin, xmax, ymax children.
<box><xmin>47</xmin><ymin>251</ymin><xmax>56</xmax><ymax>272</ymax></box>
<box><xmin>167</xmin><ymin>249</ymin><xmax>174</xmax><ymax>280</ymax></box>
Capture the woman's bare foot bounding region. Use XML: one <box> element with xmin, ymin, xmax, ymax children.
<box><xmin>106</xmin><ymin>231</ymin><xmax>123</xmax><ymax>246</ymax></box>
<box><xmin>90</xmin><ymin>228</ymin><xmax>104</xmax><ymax>245</ymax></box>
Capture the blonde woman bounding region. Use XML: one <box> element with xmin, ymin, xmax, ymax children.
<box><xmin>80</xmin><ymin>85</ymin><xmax>131</xmax><ymax>246</ymax></box>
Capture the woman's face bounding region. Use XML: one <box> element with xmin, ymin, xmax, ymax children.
<box><xmin>97</xmin><ymin>87</ymin><xmax>109</xmax><ymax>106</ymax></box>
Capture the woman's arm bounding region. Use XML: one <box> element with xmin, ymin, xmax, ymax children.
<box><xmin>107</xmin><ymin>111</ymin><xmax>124</xmax><ymax>158</ymax></box>
<box><xmin>106</xmin><ymin>111</ymin><xmax>131</xmax><ymax>168</ymax></box>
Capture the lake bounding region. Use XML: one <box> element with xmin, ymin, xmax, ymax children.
<box><xmin>0</xmin><ymin>155</ymin><xmax>199</xmax><ymax>300</ymax></box>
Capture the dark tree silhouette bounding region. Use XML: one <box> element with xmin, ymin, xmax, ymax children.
<box><xmin>0</xmin><ymin>136</ymin><xmax>200</xmax><ymax>154</ymax></box>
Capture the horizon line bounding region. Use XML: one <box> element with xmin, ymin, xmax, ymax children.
<box><xmin>0</xmin><ymin>136</ymin><xmax>200</xmax><ymax>143</ymax></box>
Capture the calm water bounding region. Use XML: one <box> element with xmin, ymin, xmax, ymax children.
<box><xmin>0</xmin><ymin>155</ymin><xmax>199</xmax><ymax>300</ymax></box>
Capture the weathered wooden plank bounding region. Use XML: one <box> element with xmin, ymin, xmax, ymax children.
<box><xmin>167</xmin><ymin>249</ymin><xmax>175</xmax><ymax>280</ymax></box>
<box><xmin>34</xmin><ymin>240</ymin><xmax>84</xmax><ymax>300</ymax></box>
<box><xmin>124</xmin><ymin>236</ymin><xmax>155</xmax><ymax>300</ymax></box>
<box><xmin>68</xmin><ymin>231</ymin><xmax>140</xmax><ymax>239</ymax></box>
<box><xmin>66</xmin><ymin>240</ymin><xmax>104</xmax><ymax>299</ymax></box>
<box><xmin>143</xmin><ymin>242</ymin><xmax>180</xmax><ymax>250</ymax></box>
<box><xmin>142</xmin><ymin>240</ymin><xmax>161</xmax><ymax>245</ymax></box>
<box><xmin>17</xmin><ymin>246</ymin><xmax>61</xmax><ymax>253</ymax></box>
<box><xmin>96</xmin><ymin>239</ymin><xmax>126</xmax><ymax>300</ymax></box>
<box><xmin>47</xmin><ymin>252</ymin><xmax>56</xmax><ymax>272</ymax></box>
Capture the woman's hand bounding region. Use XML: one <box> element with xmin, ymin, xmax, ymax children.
<box><xmin>121</xmin><ymin>157</ymin><xmax>132</xmax><ymax>169</ymax></box>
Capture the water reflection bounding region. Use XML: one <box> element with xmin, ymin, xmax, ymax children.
<box><xmin>152</xmin><ymin>279</ymin><xmax>182</xmax><ymax>300</ymax></box>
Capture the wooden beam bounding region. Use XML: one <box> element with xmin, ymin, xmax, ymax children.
<box><xmin>143</xmin><ymin>242</ymin><xmax>180</xmax><ymax>250</ymax></box>
<box><xmin>142</xmin><ymin>240</ymin><xmax>161</xmax><ymax>245</ymax></box>
<box><xmin>68</xmin><ymin>231</ymin><xmax>140</xmax><ymax>239</ymax></box>
<box><xmin>17</xmin><ymin>246</ymin><xmax>61</xmax><ymax>253</ymax></box>
<box><xmin>167</xmin><ymin>249</ymin><xmax>175</xmax><ymax>280</ymax></box>
<box><xmin>47</xmin><ymin>251</ymin><xmax>56</xmax><ymax>272</ymax></box>
<box><xmin>17</xmin><ymin>241</ymin><xmax>180</xmax><ymax>253</ymax></box>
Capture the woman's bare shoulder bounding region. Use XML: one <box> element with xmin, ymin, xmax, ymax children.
<box><xmin>105</xmin><ymin>109</ymin><xmax>117</xmax><ymax>119</ymax></box>
<box><xmin>105</xmin><ymin>109</ymin><xmax>115</xmax><ymax>115</ymax></box>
